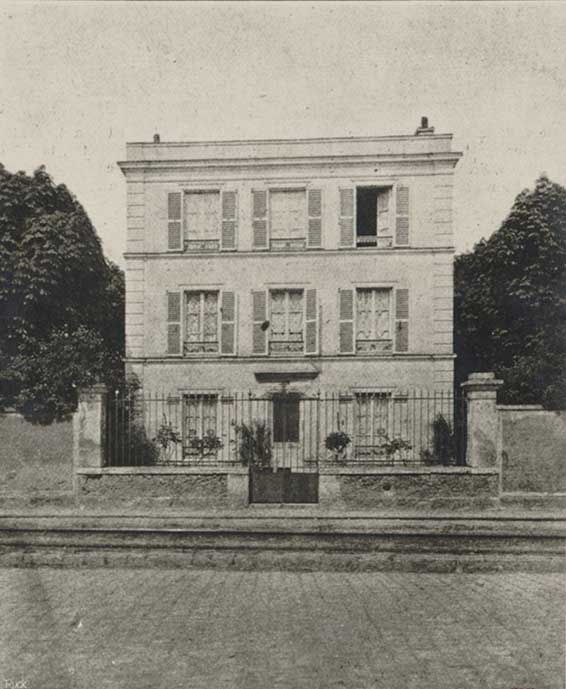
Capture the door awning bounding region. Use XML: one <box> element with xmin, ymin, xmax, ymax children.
<box><xmin>254</xmin><ymin>362</ymin><xmax>320</xmax><ymax>383</ymax></box>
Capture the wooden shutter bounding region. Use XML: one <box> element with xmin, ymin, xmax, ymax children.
<box><xmin>307</xmin><ymin>189</ymin><xmax>322</xmax><ymax>248</ymax></box>
<box><xmin>252</xmin><ymin>290</ymin><xmax>268</xmax><ymax>355</ymax></box>
<box><xmin>338</xmin><ymin>288</ymin><xmax>355</xmax><ymax>354</ymax></box>
<box><xmin>221</xmin><ymin>191</ymin><xmax>237</xmax><ymax>250</ymax></box>
<box><xmin>167</xmin><ymin>291</ymin><xmax>182</xmax><ymax>355</ymax></box>
<box><xmin>377</xmin><ymin>189</ymin><xmax>390</xmax><ymax>234</ymax></box>
<box><xmin>339</xmin><ymin>188</ymin><xmax>355</xmax><ymax>248</ymax></box>
<box><xmin>304</xmin><ymin>288</ymin><xmax>319</xmax><ymax>355</ymax></box>
<box><xmin>395</xmin><ymin>186</ymin><xmax>410</xmax><ymax>246</ymax></box>
<box><xmin>168</xmin><ymin>192</ymin><xmax>182</xmax><ymax>251</ymax></box>
<box><xmin>220</xmin><ymin>291</ymin><xmax>236</xmax><ymax>355</ymax></box>
<box><xmin>395</xmin><ymin>288</ymin><xmax>409</xmax><ymax>352</ymax></box>
<box><xmin>252</xmin><ymin>190</ymin><xmax>268</xmax><ymax>249</ymax></box>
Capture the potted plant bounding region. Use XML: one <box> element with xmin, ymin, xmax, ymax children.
<box><xmin>189</xmin><ymin>428</ymin><xmax>223</xmax><ymax>458</ymax></box>
<box><xmin>153</xmin><ymin>415</ymin><xmax>182</xmax><ymax>463</ymax></box>
<box><xmin>325</xmin><ymin>430</ymin><xmax>351</xmax><ymax>462</ymax></box>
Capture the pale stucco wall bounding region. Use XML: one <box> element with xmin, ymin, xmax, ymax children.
<box><xmin>121</xmin><ymin>134</ymin><xmax>458</xmax><ymax>393</ymax></box>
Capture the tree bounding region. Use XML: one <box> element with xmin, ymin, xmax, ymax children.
<box><xmin>0</xmin><ymin>164</ymin><xmax>125</xmax><ymax>421</ymax></box>
<box><xmin>455</xmin><ymin>175</ymin><xmax>566</xmax><ymax>408</ymax></box>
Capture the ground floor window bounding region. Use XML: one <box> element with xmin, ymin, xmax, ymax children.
<box><xmin>183</xmin><ymin>394</ymin><xmax>219</xmax><ymax>456</ymax></box>
<box><xmin>354</xmin><ymin>392</ymin><xmax>392</xmax><ymax>457</ymax></box>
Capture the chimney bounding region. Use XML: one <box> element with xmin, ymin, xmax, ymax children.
<box><xmin>153</xmin><ymin>133</ymin><xmax>160</xmax><ymax>143</ymax></box>
<box><xmin>415</xmin><ymin>116</ymin><xmax>435</xmax><ymax>136</ymax></box>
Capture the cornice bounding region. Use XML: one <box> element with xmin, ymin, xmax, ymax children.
<box><xmin>124</xmin><ymin>246</ymin><xmax>456</xmax><ymax>261</ymax></box>
<box><xmin>125</xmin><ymin>354</ymin><xmax>456</xmax><ymax>364</ymax></box>
<box><xmin>117</xmin><ymin>151</ymin><xmax>462</xmax><ymax>175</ymax></box>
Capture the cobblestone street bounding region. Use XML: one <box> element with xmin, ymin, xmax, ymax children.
<box><xmin>0</xmin><ymin>567</ymin><xmax>563</xmax><ymax>689</ymax></box>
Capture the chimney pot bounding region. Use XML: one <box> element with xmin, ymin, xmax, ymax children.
<box><xmin>415</xmin><ymin>116</ymin><xmax>434</xmax><ymax>136</ymax></box>
<box><xmin>153</xmin><ymin>133</ymin><xmax>160</xmax><ymax>143</ymax></box>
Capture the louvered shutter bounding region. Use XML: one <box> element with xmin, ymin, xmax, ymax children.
<box><xmin>395</xmin><ymin>288</ymin><xmax>409</xmax><ymax>352</ymax></box>
<box><xmin>252</xmin><ymin>190</ymin><xmax>268</xmax><ymax>249</ymax></box>
<box><xmin>307</xmin><ymin>189</ymin><xmax>322</xmax><ymax>248</ymax></box>
<box><xmin>304</xmin><ymin>288</ymin><xmax>319</xmax><ymax>355</ymax></box>
<box><xmin>221</xmin><ymin>191</ymin><xmax>237</xmax><ymax>250</ymax></box>
<box><xmin>339</xmin><ymin>188</ymin><xmax>355</xmax><ymax>248</ymax></box>
<box><xmin>377</xmin><ymin>189</ymin><xmax>391</xmax><ymax>242</ymax></box>
<box><xmin>252</xmin><ymin>290</ymin><xmax>268</xmax><ymax>355</ymax></box>
<box><xmin>395</xmin><ymin>186</ymin><xmax>410</xmax><ymax>246</ymax></box>
<box><xmin>167</xmin><ymin>291</ymin><xmax>182</xmax><ymax>355</ymax></box>
<box><xmin>167</xmin><ymin>192</ymin><xmax>182</xmax><ymax>251</ymax></box>
<box><xmin>220</xmin><ymin>291</ymin><xmax>236</xmax><ymax>355</ymax></box>
<box><xmin>338</xmin><ymin>288</ymin><xmax>355</xmax><ymax>354</ymax></box>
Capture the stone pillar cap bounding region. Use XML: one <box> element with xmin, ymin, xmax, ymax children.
<box><xmin>460</xmin><ymin>372</ymin><xmax>504</xmax><ymax>391</ymax></box>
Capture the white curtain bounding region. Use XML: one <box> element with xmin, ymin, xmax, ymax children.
<box><xmin>270</xmin><ymin>191</ymin><xmax>306</xmax><ymax>239</ymax></box>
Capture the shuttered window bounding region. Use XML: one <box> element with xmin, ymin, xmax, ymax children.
<box><xmin>269</xmin><ymin>290</ymin><xmax>304</xmax><ymax>355</ymax></box>
<box><xmin>270</xmin><ymin>191</ymin><xmax>306</xmax><ymax>240</ymax></box>
<box><xmin>185</xmin><ymin>192</ymin><xmax>220</xmax><ymax>241</ymax></box>
<box><xmin>355</xmin><ymin>289</ymin><xmax>393</xmax><ymax>353</ymax></box>
<box><xmin>339</xmin><ymin>287</ymin><xmax>403</xmax><ymax>354</ymax></box>
<box><xmin>185</xmin><ymin>291</ymin><xmax>219</xmax><ymax>355</ymax></box>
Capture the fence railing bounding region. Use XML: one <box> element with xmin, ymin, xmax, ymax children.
<box><xmin>104</xmin><ymin>390</ymin><xmax>467</xmax><ymax>469</ymax></box>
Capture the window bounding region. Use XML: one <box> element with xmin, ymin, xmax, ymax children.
<box><xmin>269</xmin><ymin>290</ymin><xmax>304</xmax><ymax>354</ymax></box>
<box><xmin>183</xmin><ymin>394</ymin><xmax>218</xmax><ymax>456</ymax></box>
<box><xmin>355</xmin><ymin>187</ymin><xmax>392</xmax><ymax>248</ymax></box>
<box><xmin>184</xmin><ymin>191</ymin><xmax>220</xmax><ymax>251</ymax></box>
<box><xmin>185</xmin><ymin>291</ymin><xmax>219</xmax><ymax>355</ymax></box>
<box><xmin>270</xmin><ymin>190</ymin><xmax>307</xmax><ymax>250</ymax></box>
<box><xmin>354</xmin><ymin>393</ymin><xmax>392</xmax><ymax>458</ymax></box>
<box><xmin>273</xmin><ymin>394</ymin><xmax>300</xmax><ymax>443</ymax></box>
<box><xmin>355</xmin><ymin>288</ymin><xmax>393</xmax><ymax>353</ymax></box>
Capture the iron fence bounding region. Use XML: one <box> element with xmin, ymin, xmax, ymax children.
<box><xmin>105</xmin><ymin>390</ymin><xmax>467</xmax><ymax>469</ymax></box>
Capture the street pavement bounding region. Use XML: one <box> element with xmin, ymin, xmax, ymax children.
<box><xmin>0</xmin><ymin>567</ymin><xmax>563</xmax><ymax>689</ymax></box>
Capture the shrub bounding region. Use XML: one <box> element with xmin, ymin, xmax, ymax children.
<box><xmin>236</xmin><ymin>420</ymin><xmax>272</xmax><ymax>468</ymax></box>
<box><xmin>325</xmin><ymin>431</ymin><xmax>351</xmax><ymax>458</ymax></box>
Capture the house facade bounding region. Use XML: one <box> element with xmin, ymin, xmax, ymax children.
<box><xmin>118</xmin><ymin>119</ymin><xmax>462</xmax><ymax>470</ymax></box>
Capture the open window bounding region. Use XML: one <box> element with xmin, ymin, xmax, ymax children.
<box><xmin>355</xmin><ymin>187</ymin><xmax>392</xmax><ymax>248</ymax></box>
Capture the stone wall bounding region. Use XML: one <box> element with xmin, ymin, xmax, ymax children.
<box><xmin>75</xmin><ymin>468</ymin><xmax>250</xmax><ymax>508</ymax></box>
<box><xmin>330</xmin><ymin>468</ymin><xmax>499</xmax><ymax>509</ymax></box>
<box><xmin>500</xmin><ymin>407</ymin><xmax>566</xmax><ymax>494</ymax></box>
<box><xmin>0</xmin><ymin>411</ymin><xmax>74</xmax><ymax>499</ymax></box>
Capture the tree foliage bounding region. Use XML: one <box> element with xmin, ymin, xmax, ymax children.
<box><xmin>0</xmin><ymin>164</ymin><xmax>125</xmax><ymax>421</ymax></box>
<box><xmin>455</xmin><ymin>175</ymin><xmax>566</xmax><ymax>408</ymax></box>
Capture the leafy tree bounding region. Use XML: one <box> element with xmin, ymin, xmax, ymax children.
<box><xmin>455</xmin><ymin>175</ymin><xmax>566</xmax><ymax>408</ymax></box>
<box><xmin>0</xmin><ymin>164</ymin><xmax>125</xmax><ymax>421</ymax></box>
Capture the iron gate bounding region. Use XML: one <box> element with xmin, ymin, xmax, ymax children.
<box><xmin>249</xmin><ymin>392</ymin><xmax>319</xmax><ymax>504</ymax></box>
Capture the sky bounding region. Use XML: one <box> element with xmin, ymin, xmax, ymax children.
<box><xmin>1</xmin><ymin>1</ymin><xmax>566</xmax><ymax>267</ymax></box>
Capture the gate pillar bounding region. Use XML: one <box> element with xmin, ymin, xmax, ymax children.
<box><xmin>74</xmin><ymin>384</ymin><xmax>108</xmax><ymax>469</ymax></box>
<box><xmin>461</xmin><ymin>372</ymin><xmax>503</xmax><ymax>468</ymax></box>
